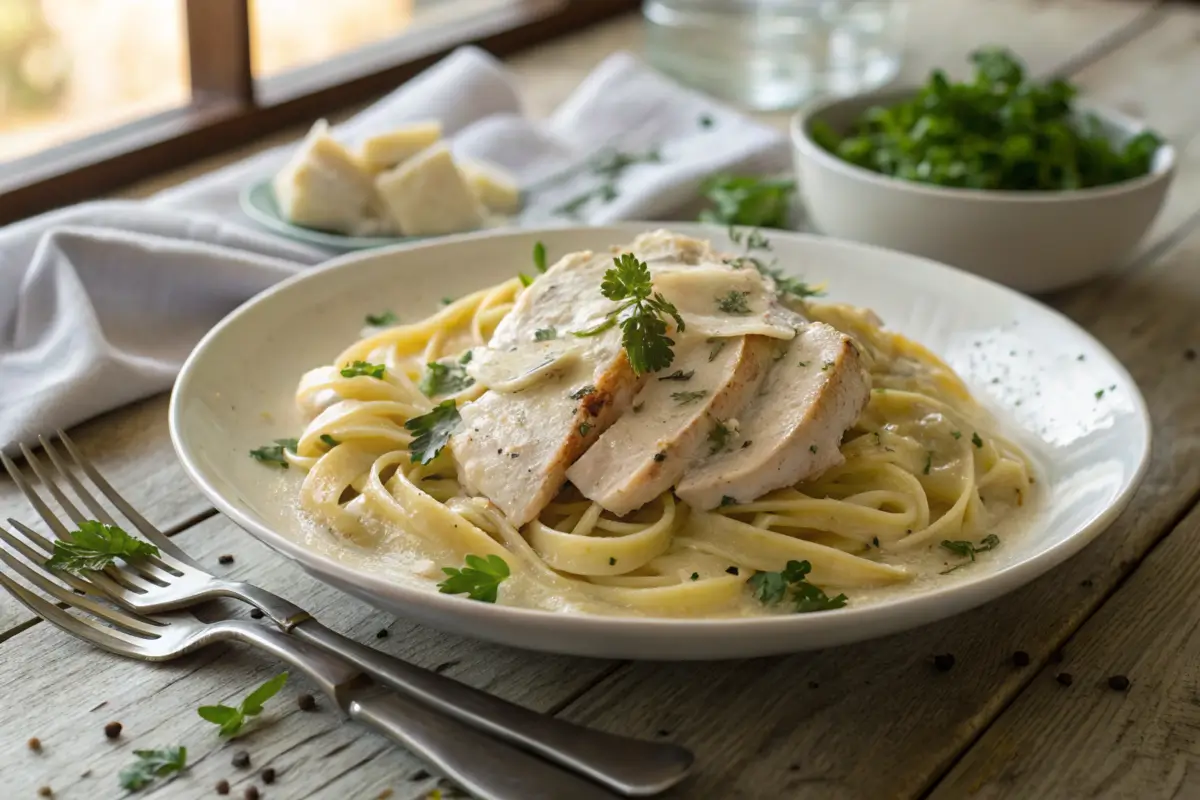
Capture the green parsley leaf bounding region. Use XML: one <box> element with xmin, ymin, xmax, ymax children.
<box><xmin>579</xmin><ymin>422</ymin><xmax>593</xmax><ymax>436</ymax></box>
<box><xmin>249</xmin><ymin>438</ymin><xmax>298</xmax><ymax>468</ymax></box>
<box><xmin>459</xmin><ymin>349</ymin><xmax>473</xmax><ymax>364</ymax></box>
<box><xmin>699</xmin><ymin>113</ymin><xmax>714</xmax><ymax>129</ymax></box>
<box><xmin>534</xmin><ymin>327</ymin><xmax>558</xmax><ymax>341</ymax></box>
<box><xmin>972</xmin><ymin>432</ymin><xmax>984</xmax><ymax>448</ymax></box>
<box><xmin>340</xmin><ymin>360</ymin><xmax>386</xmax><ymax>379</ymax></box>
<box><xmin>716</xmin><ymin>290</ymin><xmax>752</xmax><ymax>315</ymax></box>
<box><xmin>748</xmin><ymin>559</ymin><xmax>847</xmax><ymax>613</ymax></box>
<box><xmin>44</xmin><ymin>520</ymin><xmax>160</xmax><ymax>575</ymax></box>
<box><xmin>672</xmin><ymin>390</ymin><xmax>709</xmax><ymax>405</ymax></box>
<box><xmin>923</xmin><ymin>451</ymin><xmax>933</xmax><ymax>475</ymax></box>
<box><xmin>578</xmin><ymin>253</ymin><xmax>684</xmax><ymax>375</ymax></box>
<box><xmin>518</xmin><ymin>272</ymin><xmax>534</xmax><ymax>287</ymax></box>
<box><xmin>364</xmin><ymin>310</ymin><xmax>398</xmax><ymax>326</ymax></box>
<box><xmin>809</xmin><ymin>47</ymin><xmax>1163</xmax><ymax>191</ymax></box>
<box><xmin>1094</xmin><ymin>388</ymin><xmax>1105</xmax><ymax>400</ymax></box>
<box><xmin>119</xmin><ymin>746</ymin><xmax>187</xmax><ymax>791</ymax></box>
<box><xmin>699</xmin><ymin>175</ymin><xmax>795</xmax><ymax>228</ymax></box>
<box><xmin>708</xmin><ymin>421</ymin><xmax>732</xmax><ymax>454</ymax></box>
<box><xmin>320</xmin><ymin>434</ymin><xmax>339</xmax><ymax>448</ymax></box>
<box><xmin>405</xmin><ymin>400</ymin><xmax>462</xmax><ymax>465</ymax></box>
<box><xmin>533</xmin><ymin>241</ymin><xmax>548</xmax><ymax>273</ymax></box>
<box><xmin>437</xmin><ymin>554</ymin><xmax>510</xmax><ymax>602</ymax></box>
<box><xmin>569</xmin><ymin>384</ymin><xmax>595</xmax><ymax>400</ymax></box>
<box><xmin>940</xmin><ymin>534</ymin><xmax>1001</xmax><ymax>564</ymax></box>
<box><xmin>419</xmin><ymin>361</ymin><xmax>475</xmax><ymax>397</ymax></box>
<box><xmin>708</xmin><ymin>339</ymin><xmax>727</xmax><ymax>361</ymax></box>
<box><xmin>690</xmin><ymin>572</ymin><xmax>699</xmax><ymax>581</ymax></box>
<box><xmin>951</xmin><ymin>431</ymin><xmax>962</xmax><ymax>439</ymax></box>
<box><xmin>198</xmin><ymin>672</ymin><xmax>288</xmax><ymax>738</ymax></box>
<box><xmin>657</xmin><ymin>370</ymin><xmax>694</xmax><ymax>381</ymax></box>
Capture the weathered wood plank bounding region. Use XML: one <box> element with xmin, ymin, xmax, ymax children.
<box><xmin>0</xmin><ymin>513</ymin><xmax>617</xmax><ymax>800</ymax></box>
<box><xmin>929</xmin><ymin>502</ymin><xmax>1200</xmax><ymax>798</ymax></box>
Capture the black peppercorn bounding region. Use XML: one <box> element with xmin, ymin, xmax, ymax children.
<box><xmin>250</xmin><ymin>608</ymin><xmax>264</xmax><ymax>619</ymax></box>
<box><xmin>262</xmin><ymin>768</ymin><xmax>276</xmax><ymax>785</ymax></box>
<box><xmin>933</xmin><ymin>653</ymin><xmax>955</xmax><ymax>672</ymax></box>
<box><xmin>216</xmin><ymin>779</ymin><xmax>231</xmax><ymax>795</ymax></box>
<box><xmin>1108</xmin><ymin>674</ymin><xmax>1130</xmax><ymax>692</ymax></box>
<box><xmin>232</xmin><ymin>750</ymin><xmax>251</xmax><ymax>769</ymax></box>
<box><xmin>104</xmin><ymin>721</ymin><xmax>123</xmax><ymax>739</ymax></box>
<box><xmin>1012</xmin><ymin>651</ymin><xmax>1030</xmax><ymax>667</ymax></box>
<box><xmin>297</xmin><ymin>693</ymin><xmax>316</xmax><ymax>711</ymax></box>
<box><xmin>1056</xmin><ymin>672</ymin><xmax>1073</xmax><ymax>686</ymax></box>
<box><xmin>244</xmin><ymin>787</ymin><xmax>260</xmax><ymax>800</ymax></box>
<box><xmin>218</xmin><ymin>554</ymin><xmax>235</xmax><ymax>565</ymax></box>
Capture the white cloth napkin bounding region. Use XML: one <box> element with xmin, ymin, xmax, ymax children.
<box><xmin>0</xmin><ymin>47</ymin><xmax>791</xmax><ymax>448</ymax></box>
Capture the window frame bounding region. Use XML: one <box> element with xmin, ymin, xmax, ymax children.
<box><xmin>0</xmin><ymin>0</ymin><xmax>639</xmax><ymax>224</ymax></box>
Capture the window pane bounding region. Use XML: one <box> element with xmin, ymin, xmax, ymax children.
<box><xmin>250</xmin><ymin>0</ymin><xmax>519</xmax><ymax>77</ymax></box>
<box><xmin>0</xmin><ymin>0</ymin><xmax>189</xmax><ymax>163</ymax></box>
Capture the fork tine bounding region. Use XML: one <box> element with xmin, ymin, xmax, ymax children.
<box><xmin>57</xmin><ymin>430</ymin><xmax>197</xmax><ymax>567</ymax></box>
<box><xmin>0</xmin><ymin>531</ymin><xmax>164</xmax><ymax>636</ymax></box>
<box><xmin>0</xmin><ymin>524</ymin><xmax>98</xmax><ymax>596</ymax></box>
<box><xmin>19</xmin><ymin>442</ymin><xmax>88</xmax><ymax>528</ymax></box>
<box><xmin>0</xmin><ymin>571</ymin><xmax>157</xmax><ymax>655</ymax></box>
<box><xmin>0</xmin><ymin>448</ymin><xmax>72</xmax><ymax>538</ymax></box>
<box><xmin>39</xmin><ymin>436</ymin><xmax>117</xmax><ymax>525</ymax></box>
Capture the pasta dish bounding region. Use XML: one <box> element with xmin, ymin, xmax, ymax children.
<box><xmin>279</xmin><ymin>230</ymin><xmax>1033</xmax><ymax>617</ymax></box>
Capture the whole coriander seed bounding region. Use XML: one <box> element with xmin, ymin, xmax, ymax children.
<box><xmin>104</xmin><ymin>721</ymin><xmax>123</xmax><ymax>739</ymax></box>
<box><xmin>232</xmin><ymin>750</ymin><xmax>251</xmax><ymax>769</ymax></box>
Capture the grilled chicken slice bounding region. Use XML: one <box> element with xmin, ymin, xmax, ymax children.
<box><xmin>450</xmin><ymin>248</ymin><xmax>645</xmax><ymax>526</ymax></box>
<box><xmin>567</xmin><ymin>335</ymin><xmax>775</xmax><ymax>516</ymax></box>
<box><xmin>676</xmin><ymin>322</ymin><xmax>871</xmax><ymax>510</ymax></box>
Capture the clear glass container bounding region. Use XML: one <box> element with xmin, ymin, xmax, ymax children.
<box><xmin>643</xmin><ymin>0</ymin><xmax>906</xmax><ymax>111</ymax></box>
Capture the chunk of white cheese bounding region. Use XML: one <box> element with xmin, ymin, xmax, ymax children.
<box><xmin>359</xmin><ymin>121</ymin><xmax>442</xmax><ymax>173</ymax></box>
<box><xmin>460</xmin><ymin>159</ymin><xmax>522</xmax><ymax>215</ymax></box>
<box><xmin>272</xmin><ymin>120</ymin><xmax>394</xmax><ymax>236</ymax></box>
<box><xmin>374</xmin><ymin>144</ymin><xmax>487</xmax><ymax>237</ymax></box>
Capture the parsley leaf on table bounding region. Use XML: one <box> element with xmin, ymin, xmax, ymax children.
<box><xmin>748</xmin><ymin>559</ymin><xmax>848</xmax><ymax>613</ymax></box>
<box><xmin>700</xmin><ymin>175</ymin><xmax>795</xmax><ymax>228</ymax></box>
<box><xmin>437</xmin><ymin>554</ymin><xmax>511</xmax><ymax>603</ymax></box>
<box><xmin>44</xmin><ymin>520</ymin><xmax>159</xmax><ymax>575</ymax></box>
<box><xmin>574</xmin><ymin>253</ymin><xmax>684</xmax><ymax>375</ymax></box>
<box><xmin>419</xmin><ymin>361</ymin><xmax>475</xmax><ymax>397</ymax></box>
<box><xmin>249</xmin><ymin>438</ymin><xmax>298</xmax><ymax>468</ymax></box>
<box><xmin>406</xmin><ymin>400</ymin><xmax>462</xmax><ymax>465</ymax></box>
<box><xmin>340</xmin><ymin>360</ymin><xmax>386</xmax><ymax>379</ymax></box>
<box><xmin>198</xmin><ymin>672</ymin><xmax>288</xmax><ymax>738</ymax></box>
<box><xmin>119</xmin><ymin>746</ymin><xmax>187</xmax><ymax>791</ymax></box>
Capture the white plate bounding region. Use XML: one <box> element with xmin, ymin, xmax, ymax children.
<box><xmin>169</xmin><ymin>223</ymin><xmax>1151</xmax><ymax>660</ymax></box>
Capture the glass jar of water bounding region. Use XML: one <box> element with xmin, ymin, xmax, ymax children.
<box><xmin>643</xmin><ymin>0</ymin><xmax>906</xmax><ymax>111</ymax></box>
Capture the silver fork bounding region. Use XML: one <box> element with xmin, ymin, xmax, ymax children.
<box><xmin>0</xmin><ymin>532</ymin><xmax>622</xmax><ymax>800</ymax></box>
<box><xmin>0</xmin><ymin>433</ymin><xmax>693</xmax><ymax>797</ymax></box>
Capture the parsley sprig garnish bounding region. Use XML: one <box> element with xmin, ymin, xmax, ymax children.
<box><xmin>405</xmin><ymin>400</ymin><xmax>462</xmax><ymax>464</ymax></box>
<box><xmin>437</xmin><ymin>554</ymin><xmax>510</xmax><ymax>603</ymax></box>
<box><xmin>419</xmin><ymin>360</ymin><xmax>474</xmax><ymax>397</ymax></box>
<box><xmin>340</xmin><ymin>360</ymin><xmax>386</xmax><ymax>379</ymax></box>
<box><xmin>198</xmin><ymin>672</ymin><xmax>288</xmax><ymax>738</ymax></box>
<box><xmin>716</xmin><ymin>290</ymin><xmax>752</xmax><ymax>315</ymax></box>
<box><xmin>940</xmin><ymin>534</ymin><xmax>1000</xmax><ymax>563</ymax></box>
<box><xmin>725</xmin><ymin>227</ymin><xmax>823</xmax><ymax>301</ymax></box>
<box><xmin>44</xmin><ymin>521</ymin><xmax>160</xmax><ymax>575</ymax></box>
<box><xmin>574</xmin><ymin>253</ymin><xmax>684</xmax><ymax>375</ymax></box>
<box><xmin>748</xmin><ymin>560</ymin><xmax>848</xmax><ymax>612</ymax></box>
<box><xmin>119</xmin><ymin>746</ymin><xmax>187</xmax><ymax>791</ymax></box>
<box><xmin>250</xmin><ymin>438</ymin><xmax>298</xmax><ymax>468</ymax></box>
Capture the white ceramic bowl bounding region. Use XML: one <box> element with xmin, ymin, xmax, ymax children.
<box><xmin>791</xmin><ymin>88</ymin><xmax>1175</xmax><ymax>294</ymax></box>
<box><xmin>169</xmin><ymin>223</ymin><xmax>1151</xmax><ymax>660</ymax></box>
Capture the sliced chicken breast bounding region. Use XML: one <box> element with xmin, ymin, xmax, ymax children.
<box><xmin>567</xmin><ymin>334</ymin><xmax>775</xmax><ymax>516</ymax></box>
<box><xmin>675</xmin><ymin>322</ymin><xmax>871</xmax><ymax>510</ymax></box>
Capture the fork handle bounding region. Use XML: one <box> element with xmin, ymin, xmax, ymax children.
<box><xmin>294</xmin><ymin>618</ymin><xmax>692</xmax><ymax>797</ymax></box>
<box><xmin>221</xmin><ymin>620</ymin><xmax>618</xmax><ymax>800</ymax></box>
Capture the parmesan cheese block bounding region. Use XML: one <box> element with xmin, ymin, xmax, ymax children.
<box><xmin>374</xmin><ymin>144</ymin><xmax>487</xmax><ymax>236</ymax></box>
<box><xmin>460</xmin><ymin>159</ymin><xmax>522</xmax><ymax>215</ymax></box>
<box><xmin>359</xmin><ymin>121</ymin><xmax>442</xmax><ymax>172</ymax></box>
<box><xmin>272</xmin><ymin>120</ymin><xmax>394</xmax><ymax>236</ymax></box>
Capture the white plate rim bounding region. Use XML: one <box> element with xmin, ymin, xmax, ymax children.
<box><xmin>169</xmin><ymin>222</ymin><xmax>1152</xmax><ymax>655</ymax></box>
<box><xmin>238</xmin><ymin>179</ymin><xmax>416</xmax><ymax>251</ymax></box>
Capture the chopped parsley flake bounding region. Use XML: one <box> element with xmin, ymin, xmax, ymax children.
<box><xmin>340</xmin><ymin>360</ymin><xmax>386</xmax><ymax>379</ymax></box>
<box><xmin>250</xmin><ymin>438</ymin><xmax>298</xmax><ymax>468</ymax></box>
<box><xmin>579</xmin><ymin>422</ymin><xmax>593</xmax><ymax>436</ymax></box>
<box><xmin>569</xmin><ymin>384</ymin><xmax>595</xmax><ymax>400</ymax></box>
<box><xmin>608</xmin><ymin>557</ymin><xmax>617</xmax><ymax>566</ymax></box>
<box><xmin>518</xmin><ymin>272</ymin><xmax>534</xmax><ymax>287</ymax></box>
<box><xmin>419</xmin><ymin>361</ymin><xmax>474</xmax><ymax>397</ymax></box>
<box><xmin>809</xmin><ymin>444</ymin><xmax>818</xmax><ymax>453</ymax></box>
<box><xmin>951</xmin><ymin>431</ymin><xmax>962</xmax><ymax>439</ymax></box>
<box><xmin>320</xmin><ymin>434</ymin><xmax>339</xmax><ymax>448</ymax></box>
<box><xmin>1095</xmin><ymin>388</ymin><xmax>1105</xmax><ymax>400</ymax></box>
<box><xmin>533</xmin><ymin>241</ymin><xmax>548</xmax><ymax>273</ymax></box>
<box><xmin>658</xmin><ymin>370</ymin><xmax>694</xmax><ymax>382</ymax></box>
<box><xmin>716</xmin><ymin>290</ymin><xmax>752</xmax><ymax>315</ymax></box>
<box><xmin>971</xmin><ymin>432</ymin><xmax>984</xmax><ymax>448</ymax></box>
<box><xmin>534</xmin><ymin>327</ymin><xmax>558</xmax><ymax>341</ymax></box>
<box><xmin>720</xmin><ymin>495</ymin><xmax>737</xmax><ymax>507</ymax></box>
<box><xmin>708</xmin><ymin>421</ymin><xmax>732</xmax><ymax>454</ymax></box>
<box><xmin>708</xmin><ymin>339</ymin><xmax>727</xmax><ymax>361</ymax></box>
<box><xmin>748</xmin><ymin>559</ymin><xmax>847</xmax><ymax>612</ymax></box>
<box><xmin>923</xmin><ymin>452</ymin><xmax>933</xmax><ymax>475</ymax></box>
<box><xmin>653</xmin><ymin>452</ymin><xmax>667</xmax><ymax>462</ymax></box>
<box><xmin>940</xmin><ymin>534</ymin><xmax>1000</xmax><ymax>564</ymax></box>
<box><xmin>364</xmin><ymin>310</ymin><xmax>398</xmax><ymax>326</ymax></box>
<box><xmin>672</xmin><ymin>390</ymin><xmax>709</xmax><ymax>405</ymax></box>
<box><xmin>690</xmin><ymin>572</ymin><xmax>699</xmax><ymax>581</ymax></box>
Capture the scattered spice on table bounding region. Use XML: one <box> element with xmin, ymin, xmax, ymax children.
<box><xmin>808</xmin><ymin>681</ymin><xmax>820</xmax><ymax>690</ymax></box>
<box><xmin>656</xmin><ymin>729</ymin><xmax>671</xmax><ymax>738</ymax></box>
<box><xmin>1012</xmin><ymin>650</ymin><xmax>1030</xmax><ymax>667</ymax></box>
<box><xmin>218</xmin><ymin>554</ymin><xmax>235</xmax><ymax>565</ymax></box>
<box><xmin>1051</xmin><ymin>649</ymin><xmax>1065</xmax><ymax>663</ymax></box>
<box><xmin>104</xmin><ymin>721</ymin><xmax>123</xmax><ymax>739</ymax></box>
<box><xmin>1056</xmin><ymin>672</ymin><xmax>1074</xmax><ymax>686</ymax></box>
<box><xmin>1108</xmin><ymin>674</ymin><xmax>1131</xmax><ymax>692</ymax></box>
<box><xmin>37</xmin><ymin>786</ymin><xmax>52</xmax><ymax>797</ymax></box>
<box><xmin>244</xmin><ymin>787</ymin><xmax>260</xmax><ymax>800</ymax></box>
<box><xmin>297</xmin><ymin>693</ymin><xmax>317</xmax><ymax>712</ymax></box>
<box><xmin>411</xmin><ymin>770</ymin><xmax>431</xmax><ymax>781</ymax></box>
<box><xmin>376</xmin><ymin>628</ymin><xmax>389</xmax><ymax>639</ymax></box>
<box><xmin>217</xmin><ymin>779</ymin><xmax>231</xmax><ymax>795</ymax></box>
<box><xmin>28</xmin><ymin>737</ymin><xmax>42</xmax><ymax>751</ymax></box>
<box><xmin>933</xmin><ymin>653</ymin><xmax>956</xmax><ymax>672</ymax></box>
<box><xmin>232</xmin><ymin>750</ymin><xmax>251</xmax><ymax>769</ymax></box>
<box><xmin>262</xmin><ymin>767</ymin><xmax>277</xmax><ymax>784</ymax></box>
<box><xmin>250</xmin><ymin>608</ymin><xmax>265</xmax><ymax>619</ymax></box>
<box><xmin>1185</xmin><ymin>347</ymin><xmax>1196</xmax><ymax>361</ymax></box>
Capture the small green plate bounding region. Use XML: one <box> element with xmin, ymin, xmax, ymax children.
<box><xmin>239</xmin><ymin>179</ymin><xmax>418</xmax><ymax>251</ymax></box>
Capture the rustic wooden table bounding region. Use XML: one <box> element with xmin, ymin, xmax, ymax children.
<box><xmin>4</xmin><ymin>2</ymin><xmax>1200</xmax><ymax>798</ymax></box>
